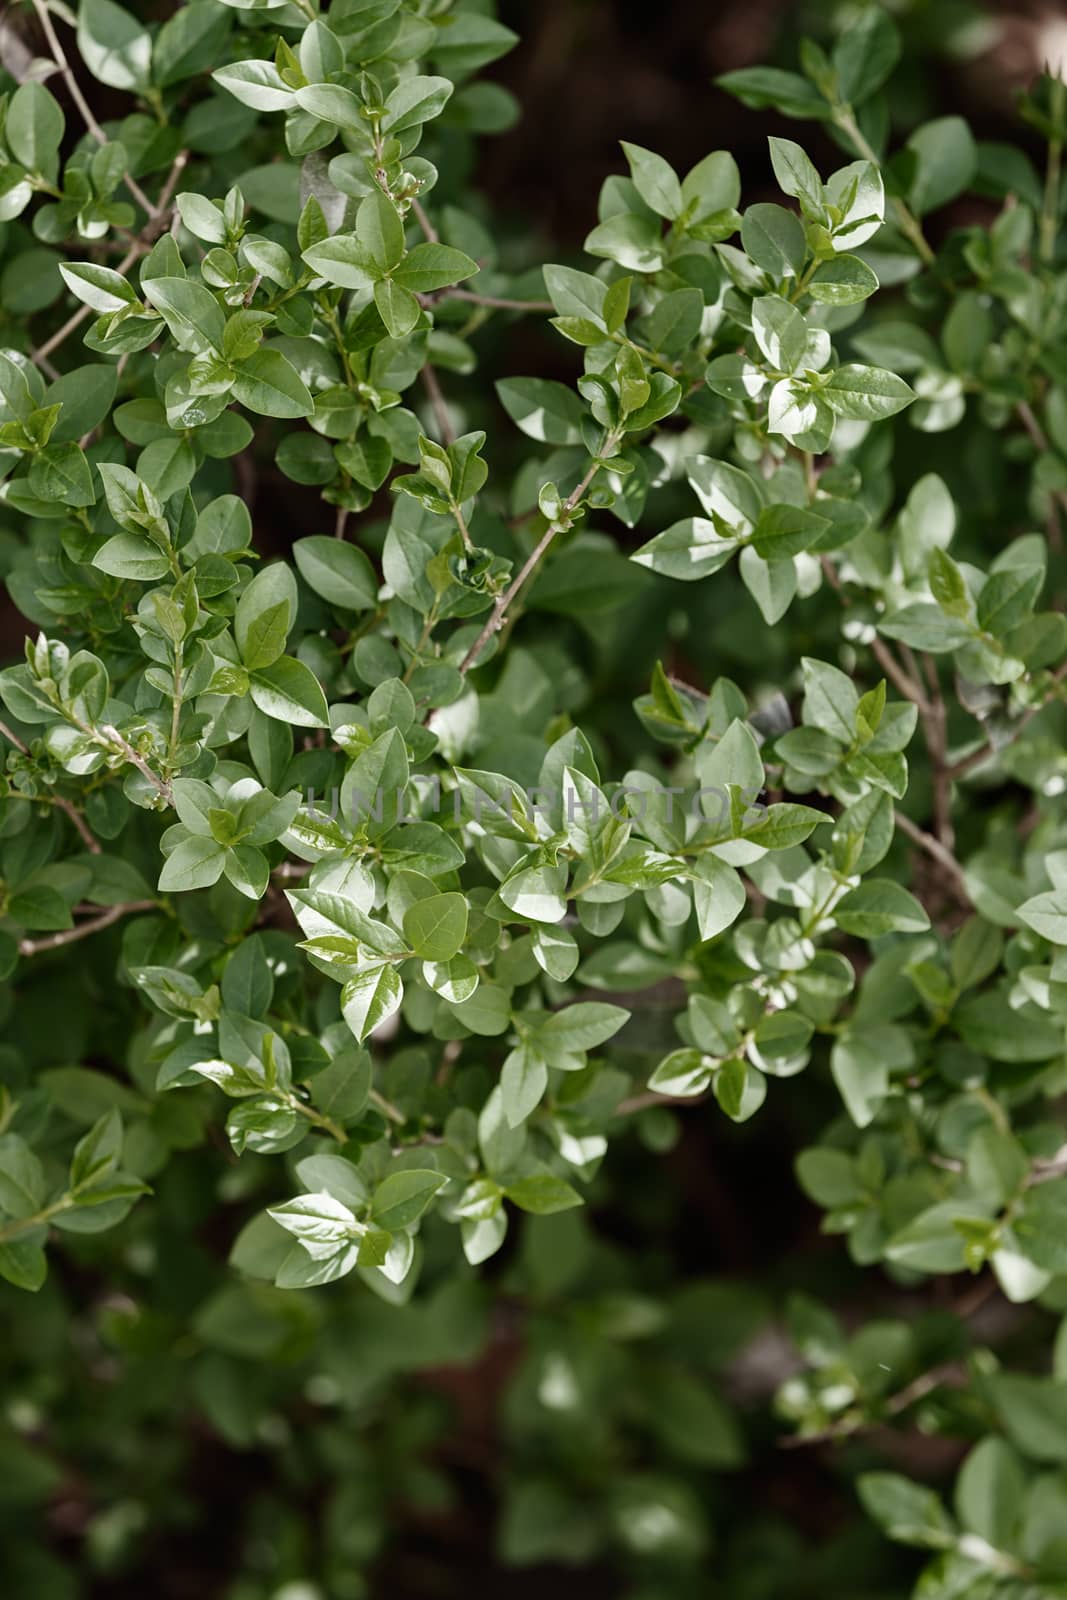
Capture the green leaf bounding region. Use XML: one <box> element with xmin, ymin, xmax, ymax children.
<box><xmin>716</xmin><ymin>67</ymin><xmax>829</xmax><ymax>120</ymax></box>
<box><xmin>356</xmin><ymin>192</ymin><xmax>405</xmax><ymax>273</ymax></box>
<box><xmin>391</xmin><ymin>244</ymin><xmax>478</xmax><ymax>293</ymax></box>
<box><xmin>539</xmin><ymin>1002</ymin><xmax>629</xmax><ymax>1053</ymax></box>
<box><xmin>833</xmin><ymin>6</ymin><xmax>900</xmax><ymax>103</ymax></box>
<box><xmin>341</xmin><ymin>966</ymin><xmax>403</xmax><ymax>1042</ymax></box>
<box><xmin>835</xmin><ymin>880</ymin><xmax>931</xmax><ymax>938</ymax></box>
<box><xmin>1017</xmin><ymin>890</ymin><xmax>1067</xmax><ymax>944</ymax></box>
<box><xmin>371</xmin><ymin>1168</ymin><xmax>446</xmax><ymax>1230</ymax></box>
<box><xmin>158</xmin><ymin>836</ymin><xmax>226</xmax><ymax>893</ymax></box>
<box><xmin>741</xmin><ymin>203</ymin><xmax>806</xmax><ymax>277</ymax></box>
<box><xmin>403</xmin><ymin>893</ymin><xmax>468</xmax><ymax>961</ymax></box>
<box><xmin>621</xmin><ymin>143</ymin><xmax>682</xmax><ymax>219</ymax></box>
<box><xmin>583</xmin><ymin>213</ymin><xmax>665</xmax><ymax>274</ymax></box>
<box><xmin>807</xmin><ymin>255</ymin><xmax>879</xmax><ymax>305</ymax></box>
<box><xmin>907</xmin><ymin>116</ymin><xmax>977</xmax><ymax>215</ymax></box>
<box><xmin>248</xmin><ymin>657</ymin><xmax>329</xmax><ymax>728</ymax></box>
<box><xmin>496</xmin><ymin>377</ymin><xmax>586</xmax><ymax>445</ymax></box>
<box><xmin>141</xmin><ymin>277</ymin><xmax>225</xmax><ymax>355</ymax></box>
<box><xmin>373</xmin><ymin>278</ymin><xmax>421</xmax><ymax>339</ymax></box>
<box><xmin>691</xmin><ymin>853</ymin><xmax>746</xmax><ymax>941</ymax></box>
<box><xmin>768</xmin><ymin>137</ymin><xmax>823</xmax><ymax>216</ymax></box>
<box><xmin>505</xmin><ymin>1174</ymin><xmax>583</xmax><ymax>1214</ymax></box>
<box><xmin>857</xmin><ymin>1473</ymin><xmax>955</xmax><ymax>1549</ymax></box>
<box><xmin>232</xmin><ymin>350</ymin><xmax>314</xmax><ymax>419</ymax></box>
<box><xmin>235</xmin><ymin>563</ymin><xmax>295</xmax><ymax>670</ymax></box>
<box><xmin>302</xmin><ymin>236</ymin><xmax>381</xmax><ymax>291</ymax></box>
<box><xmin>823</xmin><ymin>366</ymin><xmax>914</xmax><ymax>421</ymax></box>
<box><xmin>382</xmin><ymin>75</ymin><xmax>453</xmax><ymax>135</ymax></box>
<box><xmin>78</xmin><ymin>0</ymin><xmax>151</xmax><ymax>91</ymax></box>
<box><xmin>6</xmin><ymin>84</ymin><xmax>65</xmax><ymax>178</ymax></box>
<box><xmin>293</xmin><ymin>537</ymin><xmax>377</xmax><ymax>612</ymax></box>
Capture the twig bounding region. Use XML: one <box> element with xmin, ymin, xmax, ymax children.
<box><xmin>1026</xmin><ymin>1143</ymin><xmax>1067</xmax><ymax>1187</ymax></box>
<box><xmin>947</xmin><ymin>659</ymin><xmax>1067</xmax><ymax>779</ymax></box>
<box><xmin>614</xmin><ymin>1088</ymin><xmax>706</xmax><ymax>1116</ymax></box>
<box><xmin>832</xmin><ymin>107</ymin><xmax>936</xmax><ymax>268</ymax></box>
<box><xmin>446</xmin><ymin>288</ymin><xmax>554</xmax><ymax>313</ymax></box>
<box><xmin>919</xmin><ymin>652</ymin><xmax>954</xmax><ymax>849</ymax></box>
<box><xmin>870</xmin><ymin>636</ymin><xmax>930</xmax><ymax>713</ymax></box>
<box><xmin>334</xmin><ymin>505</ymin><xmax>349</xmax><ymax>541</ymax></box>
<box><xmin>30</xmin><ymin>147</ymin><xmax>188</xmax><ymax>370</ymax></box>
<box><xmin>0</xmin><ymin>715</ymin><xmax>29</xmax><ymax>756</ymax></box>
<box><xmin>421</xmin><ymin>361</ymin><xmax>456</xmax><ymax>445</ymax></box>
<box><xmin>410</xmin><ymin>198</ymin><xmax>438</xmax><ymax>242</ymax></box>
<box><xmin>1</xmin><ymin>717</ymin><xmax>100</xmax><ymax>852</ymax></box>
<box><xmin>99</xmin><ymin>724</ymin><xmax>173</xmax><ymax>806</ymax></box>
<box><xmin>1040</xmin><ymin>78</ymin><xmax>1065</xmax><ymax>265</ymax></box>
<box><xmin>893</xmin><ymin>810</ymin><xmax>970</xmax><ymax>907</ymax></box>
<box><xmin>31</xmin><ymin>0</ymin><xmax>158</xmax><ymax>220</ymax></box>
<box><xmin>19</xmin><ymin>900</ymin><xmax>157</xmax><ymax>956</ymax></box>
<box><xmin>818</xmin><ymin>559</ymin><xmax>931</xmax><ymax>710</ymax></box>
<box><xmin>778</xmin><ymin>1360</ymin><xmax>967</xmax><ymax>1449</ymax></box>
<box><xmin>457</xmin><ymin>451</ymin><xmax>609</xmax><ymax>676</ymax></box>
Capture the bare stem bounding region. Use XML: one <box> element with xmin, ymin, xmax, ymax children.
<box><xmin>457</xmin><ymin>449</ymin><xmax>611</xmax><ymax>676</ymax></box>
<box><xmin>1</xmin><ymin>718</ymin><xmax>100</xmax><ymax>852</ymax></box>
<box><xmin>893</xmin><ymin>810</ymin><xmax>970</xmax><ymax>907</ymax></box>
<box><xmin>20</xmin><ymin>900</ymin><xmax>157</xmax><ymax>957</ymax></box>
<box><xmin>445</xmin><ymin>288</ymin><xmax>554</xmax><ymax>313</ymax></box>
<box><xmin>421</xmin><ymin>361</ymin><xmax>456</xmax><ymax>445</ymax></box>
<box><xmin>30</xmin><ymin>147</ymin><xmax>187</xmax><ymax>370</ymax></box>
<box><xmin>32</xmin><ymin>0</ymin><xmax>158</xmax><ymax>219</ymax></box>
<box><xmin>99</xmin><ymin>724</ymin><xmax>174</xmax><ymax>806</ymax></box>
<box><xmin>833</xmin><ymin>107</ymin><xmax>936</xmax><ymax>267</ymax></box>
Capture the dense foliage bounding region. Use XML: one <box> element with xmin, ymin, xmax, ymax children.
<box><xmin>3</xmin><ymin>0</ymin><xmax>1067</xmax><ymax>1594</ymax></box>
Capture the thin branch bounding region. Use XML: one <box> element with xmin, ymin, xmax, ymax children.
<box><xmin>614</xmin><ymin>1088</ymin><xmax>707</xmax><ymax>1116</ymax></box>
<box><xmin>947</xmin><ymin>659</ymin><xmax>1067</xmax><ymax>780</ymax></box>
<box><xmin>99</xmin><ymin>724</ymin><xmax>173</xmax><ymax>806</ymax></box>
<box><xmin>155</xmin><ymin>148</ymin><xmax>190</xmax><ymax>216</ymax></box>
<box><xmin>870</xmin><ymin>636</ymin><xmax>931</xmax><ymax>713</ymax></box>
<box><xmin>445</xmin><ymin>288</ymin><xmax>554</xmax><ymax>313</ymax></box>
<box><xmin>32</xmin><ymin>0</ymin><xmax>158</xmax><ymax>219</ymax></box>
<box><xmin>894</xmin><ymin>810</ymin><xmax>970</xmax><ymax>907</ymax></box>
<box><xmin>20</xmin><ymin>900</ymin><xmax>157</xmax><ymax>957</ymax></box>
<box><xmin>30</xmin><ymin>147</ymin><xmax>188</xmax><ymax>370</ymax></box>
<box><xmin>1</xmin><ymin>717</ymin><xmax>100</xmax><ymax>852</ymax></box>
<box><xmin>0</xmin><ymin>715</ymin><xmax>29</xmax><ymax>755</ymax></box>
<box><xmin>410</xmin><ymin>197</ymin><xmax>438</xmax><ymax>242</ymax></box>
<box><xmin>457</xmin><ymin>450</ymin><xmax>610</xmax><ymax>677</ymax></box>
<box><xmin>818</xmin><ymin>559</ymin><xmax>931</xmax><ymax>711</ymax></box>
<box><xmin>919</xmin><ymin>652</ymin><xmax>954</xmax><ymax>849</ymax></box>
<box><xmin>778</xmin><ymin>1361</ymin><xmax>968</xmax><ymax>1449</ymax></box>
<box><xmin>421</xmin><ymin>361</ymin><xmax>456</xmax><ymax>445</ymax></box>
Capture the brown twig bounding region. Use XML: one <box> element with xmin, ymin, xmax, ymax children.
<box><xmin>919</xmin><ymin>652</ymin><xmax>954</xmax><ymax>849</ymax></box>
<box><xmin>19</xmin><ymin>899</ymin><xmax>157</xmax><ymax>957</ymax></box>
<box><xmin>778</xmin><ymin>1360</ymin><xmax>968</xmax><ymax>1449</ymax></box>
<box><xmin>30</xmin><ymin>147</ymin><xmax>188</xmax><ymax>370</ymax></box>
<box><xmin>893</xmin><ymin>809</ymin><xmax>970</xmax><ymax>907</ymax></box>
<box><xmin>446</xmin><ymin>288</ymin><xmax>554</xmax><ymax>313</ymax></box>
<box><xmin>457</xmin><ymin>450</ymin><xmax>610</xmax><ymax>677</ymax></box>
<box><xmin>421</xmin><ymin>361</ymin><xmax>456</xmax><ymax>445</ymax></box>
<box><xmin>947</xmin><ymin>659</ymin><xmax>1067</xmax><ymax>779</ymax></box>
<box><xmin>0</xmin><ymin>717</ymin><xmax>100</xmax><ymax>852</ymax></box>
<box><xmin>99</xmin><ymin>724</ymin><xmax>173</xmax><ymax>806</ymax></box>
<box><xmin>410</xmin><ymin>197</ymin><xmax>438</xmax><ymax>242</ymax></box>
<box><xmin>31</xmin><ymin>0</ymin><xmax>158</xmax><ymax>220</ymax></box>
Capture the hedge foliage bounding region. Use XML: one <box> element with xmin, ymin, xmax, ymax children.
<box><xmin>2</xmin><ymin>1</ymin><xmax>1067</xmax><ymax>1595</ymax></box>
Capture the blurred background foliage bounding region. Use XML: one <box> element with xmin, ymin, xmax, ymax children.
<box><xmin>1</xmin><ymin>0</ymin><xmax>1062</xmax><ymax>1596</ymax></box>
